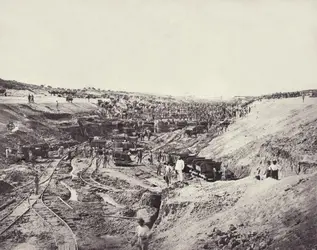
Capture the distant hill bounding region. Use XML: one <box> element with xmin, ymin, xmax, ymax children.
<box><xmin>0</xmin><ymin>78</ymin><xmax>42</xmax><ymax>91</ymax></box>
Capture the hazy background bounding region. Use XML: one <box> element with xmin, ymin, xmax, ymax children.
<box><xmin>0</xmin><ymin>0</ymin><xmax>317</xmax><ymax>98</ymax></box>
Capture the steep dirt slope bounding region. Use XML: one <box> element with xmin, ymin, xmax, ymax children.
<box><xmin>150</xmin><ymin>97</ymin><xmax>317</xmax><ymax>250</ymax></box>
<box><xmin>199</xmin><ymin>97</ymin><xmax>317</xmax><ymax>178</ymax></box>
<box><xmin>152</xmin><ymin>172</ymin><xmax>317</xmax><ymax>250</ymax></box>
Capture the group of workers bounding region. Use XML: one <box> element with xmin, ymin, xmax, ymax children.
<box><xmin>256</xmin><ymin>160</ymin><xmax>281</xmax><ymax>181</ymax></box>
<box><xmin>266</xmin><ymin>160</ymin><xmax>280</xmax><ymax>180</ymax></box>
<box><xmin>155</xmin><ymin>154</ymin><xmax>185</xmax><ymax>187</ymax></box>
<box><xmin>137</xmin><ymin>129</ymin><xmax>152</xmax><ymax>141</ymax></box>
<box><xmin>81</xmin><ymin>145</ymin><xmax>114</xmax><ymax>168</ymax></box>
<box><xmin>28</xmin><ymin>94</ymin><xmax>35</xmax><ymax>103</ymax></box>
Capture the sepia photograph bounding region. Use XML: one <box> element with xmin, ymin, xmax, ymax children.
<box><xmin>0</xmin><ymin>1</ymin><xmax>317</xmax><ymax>249</ymax></box>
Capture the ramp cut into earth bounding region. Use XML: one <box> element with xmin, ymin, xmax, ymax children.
<box><xmin>199</xmin><ymin>97</ymin><xmax>317</xmax><ymax>178</ymax></box>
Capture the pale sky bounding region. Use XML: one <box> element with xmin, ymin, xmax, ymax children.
<box><xmin>0</xmin><ymin>0</ymin><xmax>317</xmax><ymax>98</ymax></box>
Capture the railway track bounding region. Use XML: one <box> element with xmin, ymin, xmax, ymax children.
<box><xmin>32</xmin><ymin>194</ymin><xmax>78</xmax><ymax>250</ymax></box>
<box><xmin>0</xmin><ymin>161</ymin><xmax>53</xmax><ymax>217</ymax></box>
<box><xmin>0</xmin><ymin>156</ymin><xmax>78</xmax><ymax>250</ymax></box>
<box><xmin>79</xmin><ymin>157</ymin><xmax>112</xmax><ymax>191</ymax></box>
<box><xmin>12</xmin><ymin>159</ymin><xmax>52</xmax><ymax>192</ymax></box>
<box><xmin>78</xmin><ymin>157</ymin><xmax>124</xmax><ymax>208</ymax></box>
<box><xmin>0</xmin><ymin>161</ymin><xmax>56</xmax><ymax>236</ymax></box>
<box><xmin>32</xmin><ymin>157</ymin><xmax>78</xmax><ymax>250</ymax></box>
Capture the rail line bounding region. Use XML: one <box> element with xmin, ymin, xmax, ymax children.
<box><xmin>0</xmin><ymin>160</ymin><xmax>57</xmax><ymax>236</ymax></box>
<box><xmin>0</xmin><ymin>156</ymin><xmax>78</xmax><ymax>250</ymax></box>
<box><xmin>0</xmin><ymin>161</ymin><xmax>54</xmax><ymax>219</ymax></box>
<box><xmin>32</xmin><ymin>156</ymin><xmax>78</xmax><ymax>250</ymax></box>
<box><xmin>33</xmin><ymin>193</ymin><xmax>78</xmax><ymax>250</ymax></box>
<box><xmin>12</xmin><ymin>159</ymin><xmax>52</xmax><ymax>192</ymax></box>
<box><xmin>79</xmin><ymin>157</ymin><xmax>112</xmax><ymax>191</ymax></box>
<box><xmin>78</xmin><ymin>157</ymin><xmax>124</xmax><ymax>208</ymax></box>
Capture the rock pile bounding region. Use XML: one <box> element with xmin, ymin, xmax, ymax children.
<box><xmin>200</xmin><ymin>224</ymin><xmax>273</xmax><ymax>250</ymax></box>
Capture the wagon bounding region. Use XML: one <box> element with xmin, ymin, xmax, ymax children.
<box><xmin>113</xmin><ymin>151</ymin><xmax>134</xmax><ymax>166</ymax></box>
<box><xmin>127</xmin><ymin>136</ymin><xmax>138</xmax><ymax>143</ymax></box>
<box><xmin>176</xmin><ymin>121</ymin><xmax>188</xmax><ymax>129</ymax></box>
<box><xmin>66</xmin><ymin>95</ymin><xmax>73</xmax><ymax>103</ymax></box>
<box><xmin>189</xmin><ymin>159</ymin><xmax>222</xmax><ymax>181</ymax></box>
<box><xmin>112</xmin><ymin>134</ymin><xmax>128</xmax><ymax>142</ymax></box>
<box><xmin>22</xmin><ymin>143</ymin><xmax>50</xmax><ymax>161</ymax></box>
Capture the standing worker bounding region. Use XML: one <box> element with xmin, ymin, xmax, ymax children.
<box><xmin>132</xmin><ymin>218</ymin><xmax>151</xmax><ymax>250</ymax></box>
<box><xmin>271</xmin><ymin>160</ymin><xmax>280</xmax><ymax>180</ymax></box>
<box><xmin>175</xmin><ymin>156</ymin><xmax>185</xmax><ymax>182</ymax></box>
<box><xmin>28</xmin><ymin>149</ymin><xmax>33</xmax><ymax>162</ymax></box>
<box><xmin>266</xmin><ymin>160</ymin><xmax>272</xmax><ymax>178</ymax></box>
<box><xmin>58</xmin><ymin>146</ymin><xmax>64</xmax><ymax>158</ymax></box>
<box><xmin>5</xmin><ymin>147</ymin><xmax>10</xmax><ymax>163</ymax></box>
<box><xmin>157</xmin><ymin>150</ymin><xmax>162</xmax><ymax>163</ymax></box>
<box><xmin>157</xmin><ymin>162</ymin><xmax>163</xmax><ymax>176</ymax></box>
<box><xmin>67</xmin><ymin>147</ymin><xmax>72</xmax><ymax>162</ymax></box>
<box><xmin>221</xmin><ymin>165</ymin><xmax>227</xmax><ymax>181</ymax></box>
<box><xmin>148</xmin><ymin>151</ymin><xmax>153</xmax><ymax>164</ymax></box>
<box><xmin>137</xmin><ymin>149</ymin><xmax>143</xmax><ymax>164</ymax></box>
<box><xmin>5</xmin><ymin>147</ymin><xmax>10</xmax><ymax>159</ymax></box>
<box><xmin>34</xmin><ymin>172</ymin><xmax>39</xmax><ymax>195</ymax></box>
<box><xmin>108</xmin><ymin>148</ymin><xmax>113</xmax><ymax>164</ymax></box>
<box><xmin>164</xmin><ymin>162</ymin><xmax>173</xmax><ymax>187</ymax></box>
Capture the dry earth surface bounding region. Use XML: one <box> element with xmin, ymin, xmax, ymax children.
<box><xmin>0</xmin><ymin>92</ymin><xmax>317</xmax><ymax>250</ymax></box>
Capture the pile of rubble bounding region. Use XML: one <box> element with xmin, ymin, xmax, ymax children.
<box><xmin>199</xmin><ymin>224</ymin><xmax>273</xmax><ymax>250</ymax></box>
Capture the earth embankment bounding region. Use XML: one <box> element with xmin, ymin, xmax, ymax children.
<box><xmin>199</xmin><ymin>97</ymin><xmax>317</xmax><ymax>178</ymax></box>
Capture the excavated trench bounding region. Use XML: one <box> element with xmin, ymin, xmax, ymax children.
<box><xmin>1</xmin><ymin>107</ymin><xmax>225</xmax><ymax>248</ymax></box>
